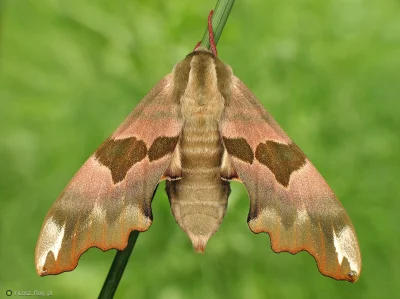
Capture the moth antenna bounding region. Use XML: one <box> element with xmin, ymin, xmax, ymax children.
<box><xmin>208</xmin><ymin>10</ymin><xmax>218</xmax><ymax>56</ymax></box>
<box><xmin>193</xmin><ymin>41</ymin><xmax>201</xmax><ymax>51</ymax></box>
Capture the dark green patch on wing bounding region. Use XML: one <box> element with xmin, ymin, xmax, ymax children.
<box><xmin>148</xmin><ymin>136</ymin><xmax>180</xmax><ymax>162</ymax></box>
<box><xmin>95</xmin><ymin>137</ymin><xmax>147</xmax><ymax>184</ymax></box>
<box><xmin>223</xmin><ymin>137</ymin><xmax>254</xmax><ymax>164</ymax></box>
<box><xmin>255</xmin><ymin>141</ymin><xmax>306</xmax><ymax>187</ymax></box>
<box><xmin>172</xmin><ymin>58</ymin><xmax>191</xmax><ymax>102</ymax></box>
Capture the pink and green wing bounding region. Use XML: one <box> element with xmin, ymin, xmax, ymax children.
<box><xmin>220</xmin><ymin>76</ymin><xmax>362</xmax><ymax>282</ymax></box>
<box><xmin>35</xmin><ymin>74</ymin><xmax>182</xmax><ymax>276</ymax></box>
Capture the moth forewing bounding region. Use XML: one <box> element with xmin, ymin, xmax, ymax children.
<box><xmin>35</xmin><ymin>75</ymin><xmax>183</xmax><ymax>276</ymax></box>
<box><xmin>220</xmin><ymin>76</ymin><xmax>361</xmax><ymax>282</ymax></box>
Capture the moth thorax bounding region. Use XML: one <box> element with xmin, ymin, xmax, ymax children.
<box><xmin>180</xmin><ymin>93</ymin><xmax>225</xmax><ymax>124</ymax></box>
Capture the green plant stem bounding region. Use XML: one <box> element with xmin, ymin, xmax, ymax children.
<box><xmin>98</xmin><ymin>231</ymin><xmax>140</xmax><ymax>299</ymax></box>
<box><xmin>200</xmin><ymin>0</ymin><xmax>236</xmax><ymax>48</ymax></box>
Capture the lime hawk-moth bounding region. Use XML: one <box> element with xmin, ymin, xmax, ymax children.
<box><xmin>35</xmin><ymin>13</ymin><xmax>361</xmax><ymax>283</ymax></box>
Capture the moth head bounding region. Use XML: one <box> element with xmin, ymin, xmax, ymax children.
<box><xmin>191</xmin><ymin>46</ymin><xmax>213</xmax><ymax>55</ymax></box>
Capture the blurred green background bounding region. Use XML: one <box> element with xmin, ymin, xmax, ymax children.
<box><xmin>1</xmin><ymin>0</ymin><xmax>399</xmax><ymax>298</ymax></box>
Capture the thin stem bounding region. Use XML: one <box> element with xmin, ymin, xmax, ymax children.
<box><xmin>0</xmin><ymin>0</ymin><xmax>5</xmax><ymax>60</ymax></box>
<box><xmin>98</xmin><ymin>231</ymin><xmax>140</xmax><ymax>299</ymax></box>
<box><xmin>200</xmin><ymin>0</ymin><xmax>236</xmax><ymax>48</ymax></box>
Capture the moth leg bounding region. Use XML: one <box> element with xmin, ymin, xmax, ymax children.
<box><xmin>163</xmin><ymin>144</ymin><xmax>182</xmax><ymax>181</ymax></box>
<box><xmin>221</xmin><ymin>146</ymin><xmax>240</xmax><ymax>182</ymax></box>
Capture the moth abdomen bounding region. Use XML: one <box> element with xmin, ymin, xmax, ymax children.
<box><xmin>167</xmin><ymin>179</ymin><xmax>230</xmax><ymax>252</ymax></box>
<box><xmin>166</xmin><ymin>120</ymin><xmax>230</xmax><ymax>251</ymax></box>
<box><xmin>169</xmin><ymin>200</ymin><xmax>229</xmax><ymax>252</ymax></box>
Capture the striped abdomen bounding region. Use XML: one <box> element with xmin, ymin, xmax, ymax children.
<box><xmin>166</xmin><ymin>121</ymin><xmax>230</xmax><ymax>252</ymax></box>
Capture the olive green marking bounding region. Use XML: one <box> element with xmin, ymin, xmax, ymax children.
<box><xmin>246</xmin><ymin>193</ymin><xmax>297</xmax><ymax>228</ymax></box>
<box><xmin>95</xmin><ymin>137</ymin><xmax>147</xmax><ymax>184</ymax></box>
<box><xmin>255</xmin><ymin>141</ymin><xmax>306</xmax><ymax>187</ymax></box>
<box><xmin>247</xmin><ymin>198</ymin><xmax>260</xmax><ymax>222</ymax></box>
<box><xmin>148</xmin><ymin>136</ymin><xmax>179</xmax><ymax>162</ymax></box>
<box><xmin>308</xmin><ymin>208</ymin><xmax>348</xmax><ymax>240</ymax></box>
<box><xmin>173</xmin><ymin>58</ymin><xmax>191</xmax><ymax>103</ymax></box>
<box><xmin>51</xmin><ymin>198</ymin><xmax>91</xmax><ymax>241</ymax></box>
<box><xmin>215</xmin><ymin>58</ymin><xmax>232</xmax><ymax>104</ymax></box>
<box><xmin>223</xmin><ymin>137</ymin><xmax>254</xmax><ymax>164</ymax></box>
<box><xmin>173</xmin><ymin>51</ymin><xmax>215</xmax><ymax>103</ymax></box>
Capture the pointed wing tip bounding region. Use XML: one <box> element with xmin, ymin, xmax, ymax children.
<box><xmin>35</xmin><ymin>249</ymin><xmax>82</xmax><ymax>277</ymax></box>
<box><xmin>316</xmin><ymin>267</ymin><xmax>360</xmax><ymax>283</ymax></box>
<box><xmin>36</xmin><ymin>268</ymin><xmax>47</xmax><ymax>277</ymax></box>
<box><xmin>35</xmin><ymin>265</ymin><xmax>75</xmax><ymax>277</ymax></box>
<box><xmin>35</xmin><ymin>224</ymin><xmax>151</xmax><ymax>276</ymax></box>
<box><xmin>249</xmin><ymin>220</ymin><xmax>362</xmax><ymax>283</ymax></box>
<box><xmin>317</xmin><ymin>262</ymin><xmax>361</xmax><ymax>283</ymax></box>
<box><xmin>35</xmin><ymin>244</ymin><xmax>119</xmax><ymax>277</ymax></box>
<box><xmin>347</xmin><ymin>270</ymin><xmax>360</xmax><ymax>283</ymax></box>
<box><xmin>269</xmin><ymin>244</ymin><xmax>361</xmax><ymax>283</ymax></box>
<box><xmin>273</xmin><ymin>244</ymin><xmax>361</xmax><ymax>283</ymax></box>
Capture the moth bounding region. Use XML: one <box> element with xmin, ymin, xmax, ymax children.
<box><xmin>36</xmin><ymin>11</ymin><xmax>361</xmax><ymax>283</ymax></box>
